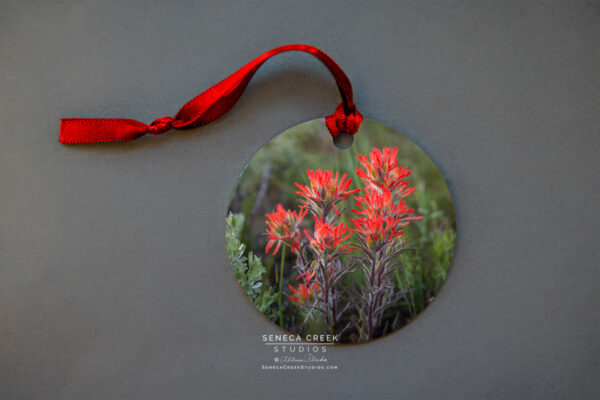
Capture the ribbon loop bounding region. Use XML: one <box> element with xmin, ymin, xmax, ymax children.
<box><xmin>60</xmin><ymin>44</ymin><xmax>362</xmax><ymax>144</ymax></box>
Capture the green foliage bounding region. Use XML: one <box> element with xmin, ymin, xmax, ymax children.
<box><xmin>226</xmin><ymin>212</ymin><xmax>277</xmax><ymax>318</ymax></box>
<box><xmin>395</xmin><ymin>182</ymin><xmax>456</xmax><ymax>319</ymax></box>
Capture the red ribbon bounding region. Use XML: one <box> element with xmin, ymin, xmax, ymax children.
<box><xmin>60</xmin><ymin>44</ymin><xmax>363</xmax><ymax>144</ymax></box>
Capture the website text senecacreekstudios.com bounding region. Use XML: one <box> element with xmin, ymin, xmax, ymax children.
<box><xmin>261</xmin><ymin>364</ymin><xmax>338</xmax><ymax>371</ymax></box>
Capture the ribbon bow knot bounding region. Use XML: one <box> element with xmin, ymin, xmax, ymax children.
<box><xmin>146</xmin><ymin>116</ymin><xmax>174</xmax><ymax>135</ymax></box>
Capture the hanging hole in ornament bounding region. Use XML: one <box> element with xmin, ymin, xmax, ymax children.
<box><xmin>333</xmin><ymin>131</ymin><xmax>354</xmax><ymax>149</ymax></box>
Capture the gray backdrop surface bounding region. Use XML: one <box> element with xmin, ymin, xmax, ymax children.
<box><xmin>1</xmin><ymin>1</ymin><xmax>598</xmax><ymax>399</ymax></box>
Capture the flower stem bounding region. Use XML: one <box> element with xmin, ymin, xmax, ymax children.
<box><xmin>278</xmin><ymin>245</ymin><xmax>286</xmax><ymax>327</ymax></box>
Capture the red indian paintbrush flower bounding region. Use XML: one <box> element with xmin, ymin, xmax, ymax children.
<box><xmin>304</xmin><ymin>216</ymin><xmax>354</xmax><ymax>254</ymax></box>
<box><xmin>351</xmin><ymin>215</ymin><xmax>407</xmax><ymax>247</ymax></box>
<box><xmin>288</xmin><ymin>269</ymin><xmax>318</xmax><ymax>307</ymax></box>
<box><xmin>287</xmin><ymin>282</ymin><xmax>318</xmax><ymax>306</ymax></box>
<box><xmin>351</xmin><ymin>181</ymin><xmax>421</xmax><ymax>248</ymax></box>
<box><xmin>356</xmin><ymin>147</ymin><xmax>415</xmax><ymax>197</ymax></box>
<box><xmin>264</xmin><ymin>204</ymin><xmax>307</xmax><ymax>255</ymax></box>
<box><xmin>352</xmin><ymin>187</ymin><xmax>414</xmax><ymax>220</ymax></box>
<box><xmin>297</xmin><ymin>269</ymin><xmax>316</xmax><ymax>283</ymax></box>
<box><xmin>295</xmin><ymin>169</ymin><xmax>360</xmax><ymax>212</ymax></box>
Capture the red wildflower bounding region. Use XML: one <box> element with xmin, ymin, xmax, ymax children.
<box><xmin>352</xmin><ymin>187</ymin><xmax>413</xmax><ymax>220</ymax></box>
<box><xmin>356</xmin><ymin>147</ymin><xmax>415</xmax><ymax>196</ymax></box>
<box><xmin>297</xmin><ymin>269</ymin><xmax>316</xmax><ymax>283</ymax></box>
<box><xmin>351</xmin><ymin>215</ymin><xmax>406</xmax><ymax>247</ymax></box>
<box><xmin>351</xmin><ymin>188</ymin><xmax>421</xmax><ymax>247</ymax></box>
<box><xmin>295</xmin><ymin>169</ymin><xmax>360</xmax><ymax>205</ymax></box>
<box><xmin>287</xmin><ymin>282</ymin><xmax>318</xmax><ymax>306</ymax></box>
<box><xmin>264</xmin><ymin>204</ymin><xmax>307</xmax><ymax>255</ymax></box>
<box><xmin>304</xmin><ymin>217</ymin><xmax>354</xmax><ymax>254</ymax></box>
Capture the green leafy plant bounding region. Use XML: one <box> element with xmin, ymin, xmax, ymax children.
<box><xmin>226</xmin><ymin>212</ymin><xmax>277</xmax><ymax>318</ymax></box>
